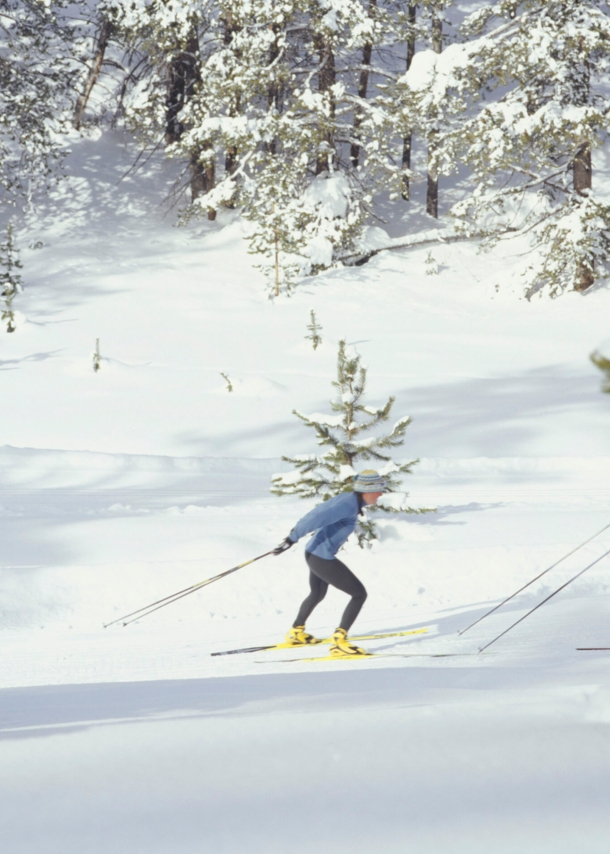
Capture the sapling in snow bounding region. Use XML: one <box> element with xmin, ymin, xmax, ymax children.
<box><xmin>1</xmin><ymin>295</ymin><xmax>16</xmax><ymax>333</ymax></box>
<box><xmin>591</xmin><ymin>346</ymin><xmax>610</xmax><ymax>394</ymax></box>
<box><xmin>220</xmin><ymin>372</ymin><xmax>233</xmax><ymax>392</ymax></box>
<box><xmin>272</xmin><ymin>340</ymin><xmax>433</xmax><ymax>545</ymax></box>
<box><xmin>0</xmin><ymin>223</ymin><xmax>23</xmax><ymax>333</ymax></box>
<box><xmin>305</xmin><ymin>310</ymin><xmax>323</xmax><ymax>350</ymax></box>
<box><xmin>92</xmin><ymin>338</ymin><xmax>102</xmax><ymax>372</ymax></box>
<box><xmin>0</xmin><ymin>223</ymin><xmax>23</xmax><ymax>294</ymax></box>
<box><xmin>425</xmin><ymin>251</ymin><xmax>439</xmax><ymax>275</ymax></box>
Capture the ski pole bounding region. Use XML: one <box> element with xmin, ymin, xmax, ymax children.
<box><xmin>459</xmin><ymin>521</ymin><xmax>610</xmax><ymax>636</ymax></box>
<box><xmin>103</xmin><ymin>550</ymin><xmax>274</xmax><ymax>628</ymax></box>
<box><xmin>478</xmin><ymin>546</ymin><xmax>610</xmax><ymax>653</ymax></box>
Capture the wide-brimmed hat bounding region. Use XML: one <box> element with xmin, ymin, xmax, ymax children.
<box><xmin>353</xmin><ymin>470</ymin><xmax>385</xmax><ymax>492</ymax></box>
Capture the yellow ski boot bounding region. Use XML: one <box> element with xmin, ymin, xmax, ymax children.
<box><xmin>285</xmin><ymin>625</ymin><xmax>321</xmax><ymax>646</ymax></box>
<box><xmin>329</xmin><ymin>627</ymin><xmax>371</xmax><ymax>657</ymax></box>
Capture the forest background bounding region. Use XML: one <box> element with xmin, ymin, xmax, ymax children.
<box><xmin>3</xmin><ymin>0</ymin><xmax>610</xmax><ymax>302</ymax></box>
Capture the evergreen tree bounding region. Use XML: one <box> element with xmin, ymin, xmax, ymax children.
<box><xmin>116</xmin><ymin>0</ymin><xmax>425</xmax><ymax>287</ymax></box>
<box><xmin>0</xmin><ymin>222</ymin><xmax>21</xmax><ymax>333</ymax></box>
<box><xmin>383</xmin><ymin>0</ymin><xmax>459</xmax><ymax>215</ymax></box>
<box><xmin>591</xmin><ymin>346</ymin><xmax>610</xmax><ymax>394</ymax></box>
<box><xmin>99</xmin><ymin>0</ymin><xmax>610</xmax><ymax>299</ymax></box>
<box><xmin>72</xmin><ymin>10</ymin><xmax>115</xmax><ymax>130</ymax></box>
<box><xmin>398</xmin><ymin>2</ymin><xmax>418</xmax><ymax>201</ymax></box>
<box><xmin>423</xmin><ymin>1</ymin><xmax>446</xmax><ymax>218</ymax></box>
<box><xmin>415</xmin><ymin>0</ymin><xmax>610</xmax><ymax>296</ymax></box>
<box><xmin>0</xmin><ymin>0</ymin><xmax>79</xmax><ymax>205</ymax></box>
<box><xmin>0</xmin><ymin>222</ymin><xmax>22</xmax><ymax>297</ymax></box>
<box><xmin>92</xmin><ymin>338</ymin><xmax>102</xmax><ymax>372</ymax></box>
<box><xmin>272</xmin><ymin>339</ymin><xmax>432</xmax><ymax>545</ymax></box>
<box><xmin>305</xmin><ymin>310</ymin><xmax>323</xmax><ymax>349</ymax></box>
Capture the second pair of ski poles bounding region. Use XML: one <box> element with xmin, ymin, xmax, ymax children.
<box><xmin>459</xmin><ymin>521</ymin><xmax>610</xmax><ymax>651</ymax></box>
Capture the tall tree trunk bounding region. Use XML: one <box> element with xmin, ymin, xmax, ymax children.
<box><xmin>316</xmin><ymin>36</ymin><xmax>336</xmax><ymax>175</ymax></box>
<box><xmin>573</xmin><ymin>143</ymin><xmax>593</xmax><ymax>291</ymax></box>
<box><xmin>350</xmin><ymin>0</ymin><xmax>376</xmax><ymax>169</ymax></box>
<box><xmin>573</xmin><ymin>56</ymin><xmax>593</xmax><ymax>292</ymax></box>
<box><xmin>73</xmin><ymin>19</ymin><xmax>113</xmax><ymax>129</ymax></box>
<box><xmin>401</xmin><ymin>5</ymin><xmax>417</xmax><ymax>200</ymax></box>
<box><xmin>190</xmin><ymin>145</ymin><xmax>216</xmax><ymax>220</ymax></box>
<box><xmin>165</xmin><ymin>33</ymin><xmax>200</xmax><ymax>145</ymax></box>
<box><xmin>165</xmin><ymin>31</ymin><xmax>216</xmax><ymax>218</ymax></box>
<box><xmin>224</xmin><ymin>130</ymin><xmax>238</xmax><ymax>179</ymax></box>
<box><xmin>426</xmin><ymin>9</ymin><xmax>442</xmax><ymax>218</ymax></box>
<box><xmin>222</xmin><ymin>12</ymin><xmax>240</xmax><ymax>201</ymax></box>
<box><xmin>266</xmin><ymin>24</ymin><xmax>281</xmax><ymax>155</ymax></box>
<box><xmin>574</xmin><ymin>144</ymin><xmax>592</xmax><ymax>195</ymax></box>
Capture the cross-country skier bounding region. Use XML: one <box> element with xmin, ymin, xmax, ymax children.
<box><xmin>273</xmin><ymin>469</ymin><xmax>385</xmax><ymax>657</ymax></box>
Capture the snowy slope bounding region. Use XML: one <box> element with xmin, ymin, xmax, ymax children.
<box><xmin>1</xmin><ymin>130</ymin><xmax>610</xmax><ymax>853</ymax></box>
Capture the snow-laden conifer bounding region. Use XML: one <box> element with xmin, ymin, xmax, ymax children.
<box><xmin>113</xmin><ymin>0</ymin><xmax>218</xmax><ymax>209</ymax></box>
<box><xmin>398</xmin><ymin>0</ymin><xmax>610</xmax><ymax>296</ymax></box>
<box><xmin>116</xmin><ymin>0</ymin><xmax>426</xmax><ymax>287</ymax></box>
<box><xmin>0</xmin><ymin>222</ymin><xmax>22</xmax><ymax>332</ymax></box>
<box><xmin>0</xmin><ymin>0</ymin><xmax>79</xmax><ymax>204</ymax></box>
<box><xmin>0</xmin><ymin>222</ymin><xmax>22</xmax><ymax>296</ymax></box>
<box><xmin>272</xmin><ymin>340</ymin><xmax>432</xmax><ymax>545</ymax></box>
<box><xmin>174</xmin><ymin>0</ymin><xmax>385</xmax><ymax>284</ymax></box>
<box><xmin>381</xmin><ymin>0</ymin><xmax>458</xmax><ymax>214</ymax></box>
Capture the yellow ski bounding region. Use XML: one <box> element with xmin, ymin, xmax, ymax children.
<box><xmin>211</xmin><ymin>627</ymin><xmax>429</xmax><ymax>657</ymax></box>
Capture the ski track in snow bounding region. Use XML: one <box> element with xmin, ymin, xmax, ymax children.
<box><xmin>1</xmin><ymin>130</ymin><xmax>610</xmax><ymax>852</ymax></box>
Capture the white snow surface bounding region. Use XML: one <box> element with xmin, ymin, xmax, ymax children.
<box><xmin>2</xmin><ymin>131</ymin><xmax>610</xmax><ymax>853</ymax></box>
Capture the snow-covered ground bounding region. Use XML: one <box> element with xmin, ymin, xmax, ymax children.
<box><xmin>1</xmin><ymin>131</ymin><xmax>610</xmax><ymax>852</ymax></box>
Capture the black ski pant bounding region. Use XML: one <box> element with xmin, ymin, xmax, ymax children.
<box><xmin>293</xmin><ymin>552</ymin><xmax>367</xmax><ymax>633</ymax></box>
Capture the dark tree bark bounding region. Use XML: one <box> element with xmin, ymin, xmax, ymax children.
<box><xmin>573</xmin><ymin>143</ymin><xmax>593</xmax><ymax>291</ymax></box>
<box><xmin>223</xmin><ymin>12</ymin><xmax>240</xmax><ymax>181</ymax></box>
<box><xmin>316</xmin><ymin>36</ymin><xmax>336</xmax><ymax>175</ymax></box>
<box><xmin>73</xmin><ymin>18</ymin><xmax>113</xmax><ymax>130</ymax></box>
<box><xmin>350</xmin><ymin>0</ymin><xmax>376</xmax><ymax>169</ymax></box>
<box><xmin>425</xmin><ymin>9</ymin><xmax>442</xmax><ymax>218</ymax></box>
<box><xmin>401</xmin><ymin>5</ymin><xmax>417</xmax><ymax>200</ymax></box>
<box><xmin>165</xmin><ymin>31</ymin><xmax>216</xmax><ymax>218</ymax></box>
<box><xmin>574</xmin><ymin>144</ymin><xmax>592</xmax><ymax>196</ymax></box>
<box><xmin>266</xmin><ymin>24</ymin><xmax>281</xmax><ymax>156</ymax></box>
<box><xmin>426</xmin><ymin>8</ymin><xmax>442</xmax><ymax>219</ymax></box>
<box><xmin>572</xmin><ymin>58</ymin><xmax>593</xmax><ymax>291</ymax></box>
<box><xmin>165</xmin><ymin>34</ymin><xmax>199</xmax><ymax>145</ymax></box>
<box><xmin>190</xmin><ymin>146</ymin><xmax>216</xmax><ymax>220</ymax></box>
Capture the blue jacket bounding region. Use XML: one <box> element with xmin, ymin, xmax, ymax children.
<box><xmin>289</xmin><ymin>492</ymin><xmax>363</xmax><ymax>560</ymax></box>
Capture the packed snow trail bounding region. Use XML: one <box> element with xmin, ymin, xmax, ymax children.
<box><xmin>2</xmin><ymin>595</ymin><xmax>610</xmax><ymax>854</ymax></box>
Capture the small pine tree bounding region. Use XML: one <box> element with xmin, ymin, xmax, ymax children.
<box><xmin>272</xmin><ymin>340</ymin><xmax>433</xmax><ymax>545</ymax></box>
<box><xmin>1</xmin><ymin>223</ymin><xmax>23</xmax><ymax>333</ymax></box>
<box><xmin>305</xmin><ymin>310</ymin><xmax>323</xmax><ymax>350</ymax></box>
<box><xmin>591</xmin><ymin>348</ymin><xmax>610</xmax><ymax>394</ymax></box>
<box><xmin>1</xmin><ymin>296</ymin><xmax>16</xmax><ymax>333</ymax></box>
<box><xmin>247</xmin><ymin>187</ymin><xmax>310</xmax><ymax>297</ymax></box>
<box><xmin>425</xmin><ymin>251</ymin><xmax>439</xmax><ymax>275</ymax></box>
<box><xmin>93</xmin><ymin>338</ymin><xmax>102</xmax><ymax>372</ymax></box>
<box><xmin>0</xmin><ymin>223</ymin><xmax>23</xmax><ymax>299</ymax></box>
<box><xmin>220</xmin><ymin>371</ymin><xmax>233</xmax><ymax>392</ymax></box>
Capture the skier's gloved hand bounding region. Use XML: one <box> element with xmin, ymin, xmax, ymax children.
<box><xmin>273</xmin><ymin>537</ymin><xmax>294</xmax><ymax>556</ymax></box>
